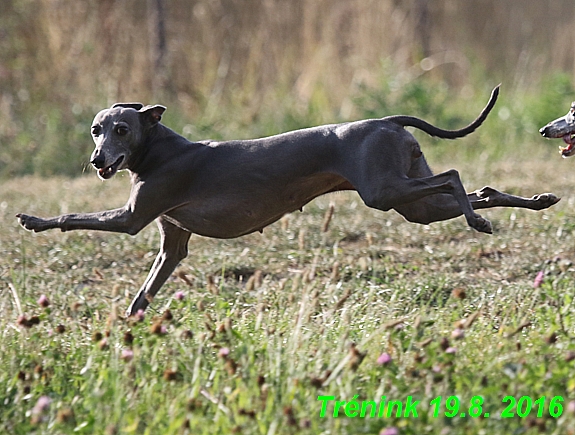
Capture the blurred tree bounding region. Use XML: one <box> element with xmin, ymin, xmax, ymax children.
<box><xmin>148</xmin><ymin>0</ymin><xmax>169</xmax><ymax>99</ymax></box>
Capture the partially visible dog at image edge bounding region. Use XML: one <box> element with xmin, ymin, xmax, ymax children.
<box><xmin>540</xmin><ymin>102</ymin><xmax>575</xmax><ymax>157</ymax></box>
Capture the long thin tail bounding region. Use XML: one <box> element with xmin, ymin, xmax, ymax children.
<box><xmin>384</xmin><ymin>85</ymin><xmax>500</xmax><ymax>139</ymax></box>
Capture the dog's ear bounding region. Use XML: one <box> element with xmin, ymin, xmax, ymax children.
<box><xmin>138</xmin><ymin>105</ymin><xmax>166</xmax><ymax>125</ymax></box>
<box><xmin>112</xmin><ymin>103</ymin><xmax>144</xmax><ymax>110</ymax></box>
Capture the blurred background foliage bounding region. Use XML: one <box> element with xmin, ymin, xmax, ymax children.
<box><xmin>0</xmin><ymin>0</ymin><xmax>574</xmax><ymax>177</ymax></box>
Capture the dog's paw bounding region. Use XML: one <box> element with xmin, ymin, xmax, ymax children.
<box><xmin>126</xmin><ymin>291</ymin><xmax>150</xmax><ymax>317</ymax></box>
<box><xmin>530</xmin><ymin>193</ymin><xmax>560</xmax><ymax>209</ymax></box>
<box><xmin>469</xmin><ymin>214</ymin><xmax>493</xmax><ymax>234</ymax></box>
<box><xmin>16</xmin><ymin>214</ymin><xmax>46</xmax><ymax>232</ymax></box>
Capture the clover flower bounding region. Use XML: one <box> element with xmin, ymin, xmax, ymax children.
<box><xmin>533</xmin><ymin>271</ymin><xmax>544</xmax><ymax>288</ymax></box>
<box><xmin>377</xmin><ymin>352</ymin><xmax>392</xmax><ymax>365</ymax></box>
<box><xmin>121</xmin><ymin>349</ymin><xmax>134</xmax><ymax>362</ymax></box>
<box><xmin>37</xmin><ymin>294</ymin><xmax>50</xmax><ymax>308</ymax></box>
<box><xmin>31</xmin><ymin>396</ymin><xmax>52</xmax><ymax>424</ymax></box>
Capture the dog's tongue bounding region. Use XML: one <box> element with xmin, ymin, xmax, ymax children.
<box><xmin>561</xmin><ymin>134</ymin><xmax>574</xmax><ymax>157</ymax></box>
<box><xmin>98</xmin><ymin>166</ymin><xmax>114</xmax><ymax>179</ymax></box>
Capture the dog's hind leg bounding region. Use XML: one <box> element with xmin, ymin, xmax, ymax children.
<box><xmin>356</xmin><ymin>169</ymin><xmax>493</xmax><ymax>233</ymax></box>
<box><xmin>393</xmin><ymin>187</ymin><xmax>559</xmax><ymax>226</ymax></box>
<box><xmin>126</xmin><ymin>216</ymin><xmax>191</xmax><ymax>316</ymax></box>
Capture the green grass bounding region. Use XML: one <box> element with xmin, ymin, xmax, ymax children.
<box><xmin>2</xmin><ymin>148</ymin><xmax>575</xmax><ymax>434</ymax></box>
<box><xmin>2</xmin><ymin>73</ymin><xmax>575</xmax><ymax>433</ymax></box>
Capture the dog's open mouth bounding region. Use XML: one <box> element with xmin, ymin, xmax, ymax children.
<box><xmin>98</xmin><ymin>155</ymin><xmax>124</xmax><ymax>179</ymax></box>
<box><xmin>560</xmin><ymin>133</ymin><xmax>575</xmax><ymax>158</ymax></box>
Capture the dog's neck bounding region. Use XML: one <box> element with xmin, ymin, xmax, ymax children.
<box><xmin>127</xmin><ymin>123</ymin><xmax>191</xmax><ymax>178</ymax></box>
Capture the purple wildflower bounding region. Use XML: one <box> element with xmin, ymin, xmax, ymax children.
<box><xmin>451</xmin><ymin>328</ymin><xmax>465</xmax><ymax>340</ymax></box>
<box><xmin>121</xmin><ymin>349</ymin><xmax>134</xmax><ymax>362</ymax></box>
<box><xmin>37</xmin><ymin>294</ymin><xmax>50</xmax><ymax>308</ymax></box>
<box><xmin>135</xmin><ymin>309</ymin><xmax>145</xmax><ymax>322</ymax></box>
<box><xmin>533</xmin><ymin>271</ymin><xmax>544</xmax><ymax>288</ymax></box>
<box><xmin>31</xmin><ymin>396</ymin><xmax>52</xmax><ymax>423</ymax></box>
<box><xmin>377</xmin><ymin>352</ymin><xmax>392</xmax><ymax>365</ymax></box>
<box><xmin>218</xmin><ymin>347</ymin><xmax>230</xmax><ymax>358</ymax></box>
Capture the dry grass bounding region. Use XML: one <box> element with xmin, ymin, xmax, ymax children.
<box><xmin>3</xmin><ymin>0</ymin><xmax>573</xmax><ymax>109</ymax></box>
<box><xmin>2</xmin><ymin>2</ymin><xmax>574</xmax><ymax>177</ymax></box>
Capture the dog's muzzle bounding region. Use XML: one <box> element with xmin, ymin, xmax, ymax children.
<box><xmin>92</xmin><ymin>155</ymin><xmax>125</xmax><ymax>179</ymax></box>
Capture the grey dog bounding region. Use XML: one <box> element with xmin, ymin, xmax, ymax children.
<box><xmin>17</xmin><ymin>86</ymin><xmax>559</xmax><ymax>315</ymax></box>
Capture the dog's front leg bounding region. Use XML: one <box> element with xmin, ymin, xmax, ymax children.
<box><xmin>126</xmin><ymin>216</ymin><xmax>191</xmax><ymax>316</ymax></box>
<box><xmin>17</xmin><ymin>206</ymin><xmax>148</xmax><ymax>236</ymax></box>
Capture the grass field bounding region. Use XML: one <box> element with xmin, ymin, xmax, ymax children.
<box><xmin>2</xmin><ymin>137</ymin><xmax>575</xmax><ymax>434</ymax></box>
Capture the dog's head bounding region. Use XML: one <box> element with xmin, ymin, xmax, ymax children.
<box><xmin>90</xmin><ymin>103</ymin><xmax>166</xmax><ymax>179</ymax></box>
<box><xmin>540</xmin><ymin>102</ymin><xmax>575</xmax><ymax>158</ymax></box>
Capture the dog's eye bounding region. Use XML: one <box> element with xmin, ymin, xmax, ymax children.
<box><xmin>91</xmin><ymin>126</ymin><xmax>100</xmax><ymax>136</ymax></box>
<box><xmin>116</xmin><ymin>126</ymin><xmax>129</xmax><ymax>136</ymax></box>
